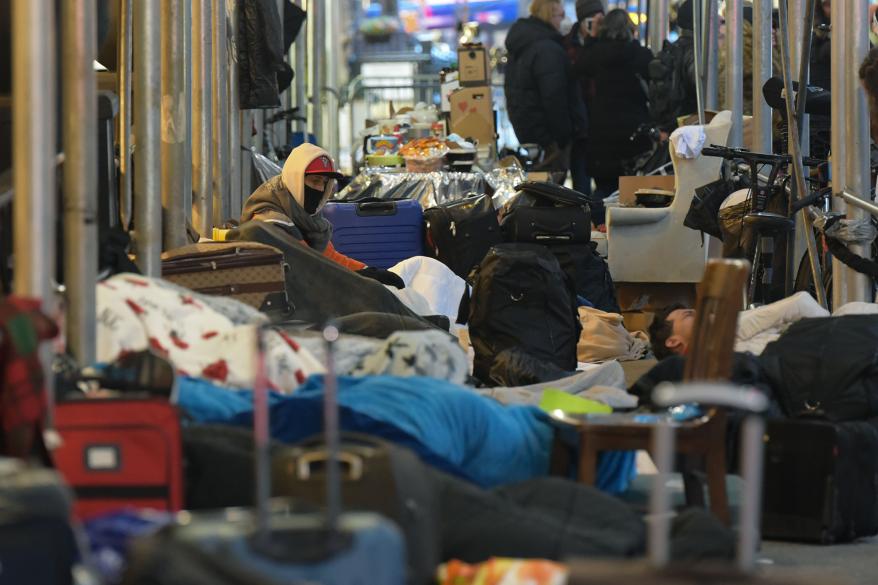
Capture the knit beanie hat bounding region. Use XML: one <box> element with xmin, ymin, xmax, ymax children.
<box><xmin>677</xmin><ymin>0</ymin><xmax>694</xmax><ymax>31</ymax></box>
<box><xmin>576</xmin><ymin>0</ymin><xmax>605</xmax><ymax>21</ymax></box>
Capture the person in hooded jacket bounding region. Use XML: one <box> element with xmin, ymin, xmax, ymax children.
<box><xmin>576</xmin><ymin>8</ymin><xmax>655</xmax><ymax>198</ymax></box>
<box><xmin>504</xmin><ymin>0</ymin><xmax>587</xmax><ymax>179</ymax></box>
<box><xmin>240</xmin><ymin>143</ymin><xmax>404</xmax><ymax>288</ymax></box>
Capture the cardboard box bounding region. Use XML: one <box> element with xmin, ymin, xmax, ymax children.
<box><xmin>458</xmin><ymin>44</ymin><xmax>489</xmax><ymax>86</ymax></box>
<box><xmin>449</xmin><ymin>86</ymin><xmax>495</xmax><ymax>148</ymax></box>
<box><xmin>618</xmin><ymin>175</ymin><xmax>676</xmax><ymax>207</ymax></box>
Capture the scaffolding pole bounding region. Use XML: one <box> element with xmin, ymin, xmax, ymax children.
<box><xmin>725</xmin><ymin>0</ymin><xmax>744</xmax><ymax>147</ymax></box>
<box><xmin>134</xmin><ymin>0</ymin><xmax>162</xmax><ymax>276</ymax></box>
<box><xmin>307</xmin><ymin>0</ymin><xmax>323</xmax><ymax>145</ymax></box>
<box><xmin>62</xmin><ymin>0</ymin><xmax>98</xmax><ymax>366</ymax></box>
<box><xmin>647</xmin><ymin>0</ymin><xmax>668</xmax><ymax>54</ymax></box>
<box><xmin>228</xmin><ymin>0</ymin><xmax>243</xmax><ymax>217</ymax></box>
<box><xmin>752</xmin><ymin>0</ymin><xmax>773</xmax><ymax>153</ymax></box>
<box><xmin>704</xmin><ymin>0</ymin><xmax>720</xmax><ymax>112</ymax></box>
<box><xmin>212</xmin><ymin>1</ymin><xmax>231</xmax><ymax>225</ymax></box>
<box><xmin>117</xmin><ymin>0</ymin><xmax>133</xmax><ymax>229</ymax></box>
<box><xmin>192</xmin><ymin>0</ymin><xmax>213</xmax><ymax>237</ymax></box>
<box><xmin>839</xmin><ymin>0</ymin><xmax>873</xmax><ymax>303</ymax></box>
<box><xmin>161</xmin><ymin>0</ymin><xmax>191</xmax><ymax>250</ymax></box>
<box><xmin>326</xmin><ymin>0</ymin><xmax>342</xmax><ymax>161</ymax></box>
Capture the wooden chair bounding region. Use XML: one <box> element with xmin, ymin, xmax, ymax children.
<box><xmin>574</xmin><ymin>259</ymin><xmax>750</xmax><ymax>525</ymax></box>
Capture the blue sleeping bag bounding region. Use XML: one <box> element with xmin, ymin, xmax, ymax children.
<box><xmin>177</xmin><ymin>375</ymin><xmax>635</xmax><ymax>492</ymax></box>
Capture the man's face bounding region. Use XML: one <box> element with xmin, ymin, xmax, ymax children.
<box><xmin>821</xmin><ymin>0</ymin><xmax>831</xmax><ymax>20</ymax></box>
<box><xmin>550</xmin><ymin>3</ymin><xmax>565</xmax><ymax>31</ymax></box>
<box><xmin>580</xmin><ymin>12</ymin><xmax>604</xmax><ymax>38</ymax></box>
<box><xmin>665</xmin><ymin>308</ymin><xmax>696</xmax><ymax>355</ymax></box>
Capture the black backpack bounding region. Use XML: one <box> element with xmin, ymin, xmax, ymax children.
<box><xmin>550</xmin><ymin>243</ymin><xmax>621</xmax><ymax>314</ymax></box>
<box><xmin>648</xmin><ymin>39</ymin><xmax>687</xmax><ymax>130</ymax></box>
<box><xmin>469</xmin><ymin>243</ymin><xmax>580</xmax><ymax>384</ymax></box>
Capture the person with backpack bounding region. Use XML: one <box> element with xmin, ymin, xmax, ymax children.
<box><xmin>648</xmin><ymin>0</ymin><xmax>698</xmax><ymax>133</ymax></box>
<box><xmin>504</xmin><ymin>0</ymin><xmax>588</xmax><ymax>181</ymax></box>
<box><xmin>576</xmin><ymin>8</ymin><xmax>655</xmax><ymax>198</ymax></box>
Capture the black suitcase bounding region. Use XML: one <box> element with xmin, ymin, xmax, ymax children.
<box><xmin>550</xmin><ymin>243</ymin><xmax>621</xmax><ymax>314</ymax></box>
<box><xmin>0</xmin><ymin>460</ymin><xmax>77</xmax><ymax>585</ymax></box>
<box><xmin>762</xmin><ymin>418</ymin><xmax>878</xmax><ymax>544</ymax></box>
<box><xmin>500</xmin><ymin>182</ymin><xmax>591</xmax><ymax>245</ymax></box>
<box><xmin>568</xmin><ymin>383</ymin><xmax>836</xmax><ymax>585</ymax></box>
<box><xmin>423</xmin><ymin>194</ymin><xmax>501</xmax><ymax>280</ymax></box>
<box><xmin>272</xmin><ymin>433</ymin><xmax>440</xmax><ymax>585</ymax></box>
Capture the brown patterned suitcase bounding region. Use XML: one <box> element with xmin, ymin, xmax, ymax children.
<box><xmin>161</xmin><ymin>241</ymin><xmax>292</xmax><ymax>316</ymax></box>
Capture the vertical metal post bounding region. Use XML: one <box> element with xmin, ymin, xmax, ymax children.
<box><xmin>778</xmin><ymin>0</ymin><xmax>827</xmax><ymax>308</ymax></box>
<box><xmin>788</xmin><ymin>0</ymin><xmax>809</xmax><ymax>157</ymax></box>
<box><xmin>275</xmin><ymin>0</ymin><xmax>289</xmax><ymax>151</ymax></box>
<box><xmin>182</xmin><ymin>0</ymin><xmax>193</xmax><ymax>233</ymax></box>
<box><xmin>692</xmin><ymin>0</ymin><xmax>705</xmax><ymax>124</ymax></box>
<box><xmin>842</xmin><ymin>0</ymin><xmax>873</xmax><ymax>303</ymax></box>
<box><xmin>212</xmin><ymin>1</ymin><xmax>231</xmax><ymax>225</ymax></box>
<box><xmin>725</xmin><ymin>0</ymin><xmax>744</xmax><ymax>147</ymax></box>
<box><xmin>307</xmin><ymin>0</ymin><xmax>324</xmax><ymax>145</ymax></box>
<box><xmin>62</xmin><ymin>0</ymin><xmax>98</xmax><ymax>366</ymax></box>
<box><xmin>326</xmin><ymin>0</ymin><xmax>342</xmax><ymax>161</ymax></box>
<box><xmin>294</xmin><ymin>1</ymin><xmax>307</xmax><ymax>136</ymax></box>
<box><xmin>647</xmin><ymin>422</ymin><xmax>674</xmax><ymax>567</ymax></box>
<box><xmin>752</xmin><ymin>0</ymin><xmax>773</xmax><ymax>153</ymax></box>
<box><xmin>134</xmin><ymin>0</ymin><xmax>162</xmax><ymax>276</ymax></box>
<box><xmin>647</xmin><ymin>0</ymin><xmax>668</xmax><ymax>54</ymax></box>
<box><xmin>117</xmin><ymin>0</ymin><xmax>133</xmax><ymax>229</ymax></box>
<box><xmin>736</xmin><ymin>416</ymin><xmax>765</xmax><ymax>571</ymax></box>
<box><xmin>830</xmin><ymin>0</ymin><xmax>848</xmax><ymax>307</ymax></box>
<box><xmin>228</xmin><ymin>0</ymin><xmax>243</xmax><ymax>217</ymax></box>
<box><xmin>161</xmin><ymin>0</ymin><xmax>191</xmax><ymax>250</ymax></box>
<box><xmin>12</xmin><ymin>2</ymin><xmax>56</xmax><ymax>301</ymax></box>
<box><xmin>704</xmin><ymin>0</ymin><xmax>720</xmax><ymax>112</ymax></box>
<box><xmin>192</xmin><ymin>0</ymin><xmax>213</xmax><ymax>237</ymax></box>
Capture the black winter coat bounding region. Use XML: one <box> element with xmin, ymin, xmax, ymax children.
<box><xmin>504</xmin><ymin>17</ymin><xmax>587</xmax><ymax>149</ymax></box>
<box><xmin>238</xmin><ymin>0</ymin><xmax>285</xmax><ymax>109</ymax></box>
<box><xmin>576</xmin><ymin>38</ymin><xmax>654</xmax><ymax>178</ymax></box>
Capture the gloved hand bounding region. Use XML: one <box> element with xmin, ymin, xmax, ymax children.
<box><xmin>356</xmin><ymin>267</ymin><xmax>405</xmax><ymax>289</ymax></box>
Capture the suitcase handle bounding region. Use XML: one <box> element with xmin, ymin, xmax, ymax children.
<box><xmin>356</xmin><ymin>201</ymin><xmax>398</xmax><ymax>216</ymax></box>
<box><xmin>296</xmin><ymin>450</ymin><xmax>364</xmax><ymax>481</ymax></box>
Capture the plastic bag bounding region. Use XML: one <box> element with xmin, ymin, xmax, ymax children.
<box><xmin>334</xmin><ymin>169</ymin><xmax>486</xmax><ymax>208</ymax></box>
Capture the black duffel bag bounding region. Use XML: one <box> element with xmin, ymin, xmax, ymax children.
<box><xmin>424</xmin><ymin>194</ymin><xmax>502</xmax><ymax>281</ymax></box>
<box><xmin>469</xmin><ymin>243</ymin><xmax>580</xmax><ymax>383</ymax></box>
<box><xmin>500</xmin><ymin>182</ymin><xmax>591</xmax><ymax>245</ymax></box>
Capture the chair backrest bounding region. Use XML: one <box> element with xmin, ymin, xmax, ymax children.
<box><xmin>668</xmin><ymin>111</ymin><xmax>733</xmax><ymax>222</ymax></box>
<box><xmin>683</xmin><ymin>258</ymin><xmax>750</xmax><ymax>382</ymax></box>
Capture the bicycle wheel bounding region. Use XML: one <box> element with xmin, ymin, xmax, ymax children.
<box><xmin>794</xmin><ymin>247</ymin><xmax>833</xmax><ymax>310</ymax></box>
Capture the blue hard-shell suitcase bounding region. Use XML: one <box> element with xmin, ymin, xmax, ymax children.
<box><xmin>323</xmin><ymin>200</ymin><xmax>424</xmax><ymax>269</ymax></box>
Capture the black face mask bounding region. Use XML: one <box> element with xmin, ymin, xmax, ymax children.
<box><xmin>303</xmin><ymin>185</ymin><xmax>325</xmax><ymax>215</ymax></box>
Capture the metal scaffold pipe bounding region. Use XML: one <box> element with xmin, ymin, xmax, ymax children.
<box><xmin>704</xmin><ymin>0</ymin><xmax>720</xmax><ymax>112</ymax></box>
<box><xmin>725</xmin><ymin>0</ymin><xmax>744</xmax><ymax>147</ymax></box>
<box><xmin>307</xmin><ymin>0</ymin><xmax>324</xmax><ymax>145</ymax></box>
<box><xmin>228</xmin><ymin>0</ymin><xmax>243</xmax><ymax>216</ymax></box>
<box><xmin>12</xmin><ymin>0</ymin><xmax>57</xmax><ymax>302</ymax></box>
<box><xmin>118</xmin><ymin>0</ymin><xmax>133</xmax><ymax>229</ymax></box>
<box><xmin>830</xmin><ymin>0</ymin><xmax>848</xmax><ymax>306</ymax></box>
<box><xmin>841</xmin><ymin>0</ymin><xmax>873</xmax><ymax>303</ymax></box>
<box><xmin>647</xmin><ymin>0</ymin><xmax>668</xmax><ymax>55</ymax></box>
<box><xmin>134</xmin><ymin>0</ymin><xmax>162</xmax><ymax>276</ymax></box>
<box><xmin>294</xmin><ymin>2</ymin><xmax>307</xmax><ymax>135</ymax></box>
<box><xmin>62</xmin><ymin>0</ymin><xmax>98</xmax><ymax>366</ymax></box>
<box><xmin>752</xmin><ymin>0</ymin><xmax>773</xmax><ymax>153</ymax></box>
<box><xmin>212</xmin><ymin>1</ymin><xmax>231</xmax><ymax>226</ymax></box>
<box><xmin>326</xmin><ymin>0</ymin><xmax>342</xmax><ymax>162</ymax></box>
<box><xmin>161</xmin><ymin>0</ymin><xmax>192</xmax><ymax>250</ymax></box>
<box><xmin>192</xmin><ymin>0</ymin><xmax>214</xmax><ymax>238</ymax></box>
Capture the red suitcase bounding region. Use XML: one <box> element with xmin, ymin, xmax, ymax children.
<box><xmin>53</xmin><ymin>398</ymin><xmax>184</xmax><ymax>520</ymax></box>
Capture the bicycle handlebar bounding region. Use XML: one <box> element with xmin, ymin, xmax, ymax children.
<box><xmin>700</xmin><ymin>144</ymin><xmax>826</xmax><ymax>167</ymax></box>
